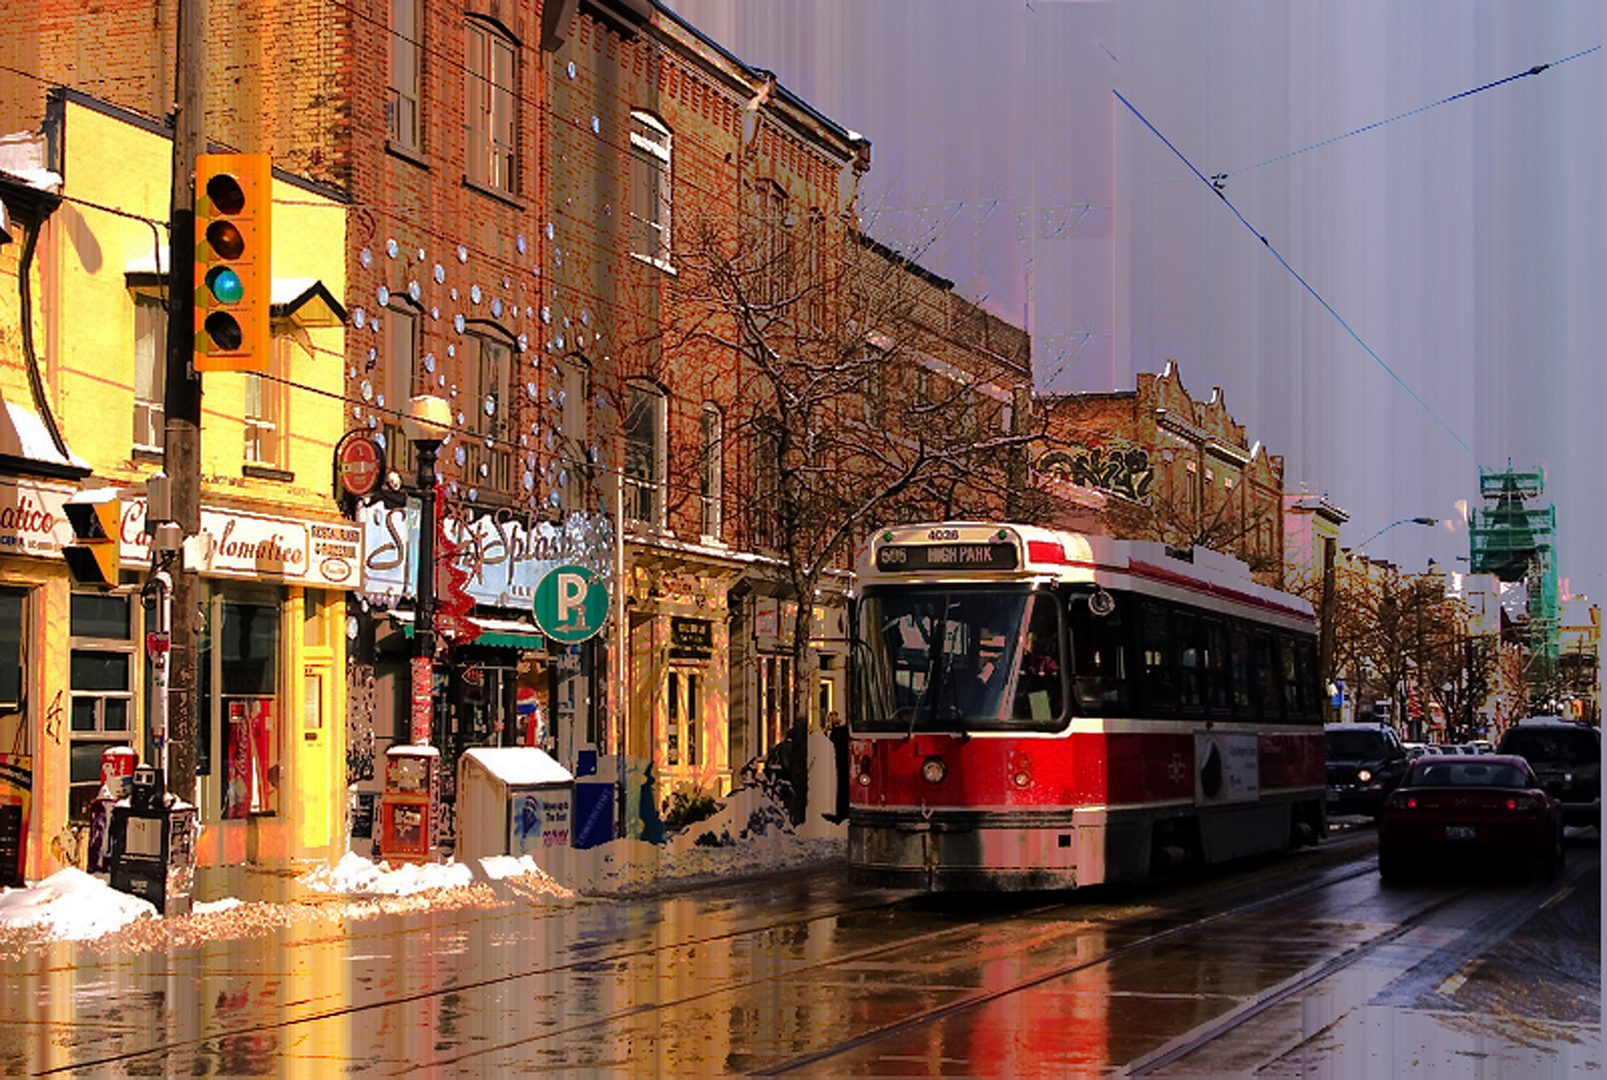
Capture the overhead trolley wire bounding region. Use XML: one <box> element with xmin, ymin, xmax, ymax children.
<box><xmin>1115</xmin><ymin>87</ymin><xmax>1479</xmax><ymax>455</ymax></box>
<box><xmin>1225</xmin><ymin>47</ymin><xmax>1599</xmax><ymax>179</ymax></box>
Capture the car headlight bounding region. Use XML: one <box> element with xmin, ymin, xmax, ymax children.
<box><xmin>1357</xmin><ymin>769</ymin><xmax>1372</xmax><ymax>783</ymax></box>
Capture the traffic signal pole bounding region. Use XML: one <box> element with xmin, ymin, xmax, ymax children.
<box><xmin>162</xmin><ymin>0</ymin><xmax>204</xmax><ymax>804</ymax></box>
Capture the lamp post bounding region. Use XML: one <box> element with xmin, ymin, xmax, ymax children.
<box><xmin>403</xmin><ymin>394</ymin><xmax>452</xmax><ymax>747</ymax></box>
<box><xmin>1351</xmin><ymin>516</ymin><xmax>1440</xmax><ymax>555</ymax></box>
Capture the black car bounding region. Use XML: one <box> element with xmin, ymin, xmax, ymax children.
<box><xmin>1326</xmin><ymin>722</ymin><xmax>1410</xmax><ymax>817</ymax></box>
<box><xmin>1495</xmin><ymin>716</ymin><xmax>1601</xmax><ymax>828</ymax></box>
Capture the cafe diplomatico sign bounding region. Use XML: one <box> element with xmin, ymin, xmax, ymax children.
<box><xmin>117</xmin><ymin>498</ymin><xmax>363</xmax><ymax>588</ymax></box>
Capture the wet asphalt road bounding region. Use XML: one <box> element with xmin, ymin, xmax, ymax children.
<box><xmin>1</xmin><ymin>828</ymin><xmax>1597</xmax><ymax>1076</ymax></box>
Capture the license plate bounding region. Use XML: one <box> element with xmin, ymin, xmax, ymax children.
<box><xmin>1444</xmin><ymin>825</ymin><xmax>1476</xmax><ymax>841</ymax></box>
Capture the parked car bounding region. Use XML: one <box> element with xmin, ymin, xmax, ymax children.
<box><xmin>1325</xmin><ymin>723</ymin><xmax>1411</xmax><ymax>817</ymax></box>
<box><xmin>1377</xmin><ymin>754</ymin><xmax>1565</xmax><ymax>882</ymax></box>
<box><xmin>1403</xmin><ymin>742</ymin><xmax>1429</xmax><ymax>763</ymax></box>
<box><xmin>1469</xmin><ymin>740</ymin><xmax>1495</xmax><ymax>755</ymax></box>
<box><xmin>1495</xmin><ymin>716</ymin><xmax>1601</xmax><ymax>828</ymax></box>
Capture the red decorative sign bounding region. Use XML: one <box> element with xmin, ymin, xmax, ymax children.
<box><xmin>336</xmin><ymin>433</ymin><xmax>383</xmax><ymax>498</ymax></box>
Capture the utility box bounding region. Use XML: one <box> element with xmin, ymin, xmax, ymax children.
<box><xmin>379</xmin><ymin>746</ymin><xmax>439</xmax><ymax>864</ymax></box>
<box><xmin>108</xmin><ymin>766</ymin><xmax>195</xmax><ymax>916</ymax></box>
<box><xmin>456</xmin><ymin>747</ymin><xmax>574</xmax><ymax>865</ymax></box>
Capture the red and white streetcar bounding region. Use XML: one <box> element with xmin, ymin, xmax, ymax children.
<box><xmin>847</xmin><ymin>521</ymin><xmax>1326</xmax><ymax>891</ymax></box>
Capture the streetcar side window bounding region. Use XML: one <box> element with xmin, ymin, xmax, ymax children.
<box><xmin>1140</xmin><ymin>602</ymin><xmax>1177</xmax><ymax>713</ymax></box>
<box><xmin>1228</xmin><ymin>622</ymin><xmax>1254</xmax><ymax>713</ymax></box>
<box><xmin>1175</xmin><ymin>609</ymin><xmax>1204</xmax><ymax>710</ymax></box>
<box><xmin>1278</xmin><ymin>635</ymin><xmax>1303</xmax><ymax>717</ymax></box>
<box><xmin>1296</xmin><ymin>636</ymin><xmax>1321</xmax><ymax>723</ymax></box>
<box><xmin>1202</xmin><ymin>618</ymin><xmax>1231</xmax><ymax>713</ymax></box>
<box><xmin>1068</xmin><ymin>592</ymin><xmax>1128</xmax><ymax>712</ymax></box>
<box><xmin>1251</xmin><ymin>629</ymin><xmax>1281</xmax><ymax>717</ymax></box>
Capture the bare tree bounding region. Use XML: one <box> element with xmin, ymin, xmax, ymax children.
<box><xmin>657</xmin><ymin>213</ymin><xmax>1037</xmax><ymax>821</ymax></box>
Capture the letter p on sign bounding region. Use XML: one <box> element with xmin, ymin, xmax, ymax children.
<box><xmin>534</xmin><ymin>564</ymin><xmax>608</xmax><ymax>644</ymax></box>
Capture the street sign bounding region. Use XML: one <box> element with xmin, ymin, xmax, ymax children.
<box><xmin>533</xmin><ymin>565</ymin><xmax>608</xmax><ymax>643</ymax></box>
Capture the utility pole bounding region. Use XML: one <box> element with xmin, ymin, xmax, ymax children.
<box><xmin>163</xmin><ymin>0</ymin><xmax>204</xmax><ymax>804</ymax></box>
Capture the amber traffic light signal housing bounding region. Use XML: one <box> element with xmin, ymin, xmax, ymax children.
<box><xmin>193</xmin><ymin>153</ymin><xmax>271</xmax><ymax>372</ymax></box>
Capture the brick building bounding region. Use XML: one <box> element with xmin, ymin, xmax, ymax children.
<box><xmin>1</xmin><ymin>0</ymin><xmax>1034</xmax><ymax>847</ymax></box>
<box><xmin>1035</xmin><ymin>360</ymin><xmax>1286</xmax><ymax>587</ymax></box>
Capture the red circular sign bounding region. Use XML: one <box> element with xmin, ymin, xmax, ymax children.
<box><xmin>337</xmin><ymin>434</ymin><xmax>383</xmax><ymax>497</ymax></box>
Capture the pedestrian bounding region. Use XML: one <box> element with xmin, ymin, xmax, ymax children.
<box><xmin>826</xmin><ymin>710</ymin><xmax>849</xmax><ymax>823</ymax></box>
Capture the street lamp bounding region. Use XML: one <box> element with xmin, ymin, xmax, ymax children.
<box><xmin>403</xmin><ymin>394</ymin><xmax>452</xmax><ymax>747</ymax></box>
<box><xmin>1351</xmin><ymin>516</ymin><xmax>1439</xmax><ymax>554</ymax></box>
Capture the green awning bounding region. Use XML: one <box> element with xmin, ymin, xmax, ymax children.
<box><xmin>391</xmin><ymin>612</ymin><xmax>545</xmax><ymax>650</ymax></box>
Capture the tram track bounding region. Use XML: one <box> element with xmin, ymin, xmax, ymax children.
<box><xmin>34</xmin><ymin>836</ymin><xmax>1384</xmax><ymax>1075</ymax></box>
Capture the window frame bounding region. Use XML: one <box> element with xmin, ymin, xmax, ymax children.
<box><xmin>462</xmin><ymin>329</ymin><xmax>514</xmax><ymax>496</ymax></box>
<box><xmin>243</xmin><ymin>328</ymin><xmax>290</xmax><ymax>469</ymax></box>
<box><xmin>387</xmin><ymin>0</ymin><xmax>424</xmax><ymax>153</ymax></box>
<box><xmin>628</xmin><ymin>110</ymin><xmax>673</xmax><ymax>270</ymax></box>
<box><xmin>464</xmin><ymin>17</ymin><xmax>518</xmax><ymax>194</ymax></box>
<box><xmin>133</xmin><ymin>294</ymin><xmax>167</xmax><ymax>453</ymax></box>
<box><xmin>699</xmin><ymin>404</ymin><xmax>722</xmax><ymax>541</ymax></box>
<box><xmin>382</xmin><ymin>303</ymin><xmax>421</xmax><ymax>476</ymax></box>
<box><xmin>68</xmin><ymin>591</ymin><xmax>138</xmax><ymax>822</ymax></box>
<box><xmin>624</xmin><ymin>381</ymin><xmax>667</xmax><ymax>529</ymax></box>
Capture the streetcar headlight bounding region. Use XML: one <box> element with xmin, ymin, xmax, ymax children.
<box><xmin>1013</xmin><ymin>771</ymin><xmax>1031</xmax><ymax>789</ymax></box>
<box><xmin>857</xmin><ymin>756</ymin><xmax>872</xmax><ymax>786</ymax></box>
<box><xmin>921</xmin><ymin>756</ymin><xmax>946</xmax><ymax>784</ymax></box>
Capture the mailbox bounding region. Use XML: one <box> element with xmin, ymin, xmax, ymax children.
<box><xmin>107</xmin><ymin>766</ymin><xmax>195</xmax><ymax>916</ymax></box>
<box><xmin>379</xmin><ymin>746</ymin><xmax>439</xmax><ymax>863</ymax></box>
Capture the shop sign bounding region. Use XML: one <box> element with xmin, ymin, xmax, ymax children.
<box><xmin>118</xmin><ymin>498</ymin><xmax>363</xmax><ymax>588</ymax></box>
<box><xmin>669</xmin><ymin>617</ymin><xmax>713</xmax><ymax>659</ymax></box>
<box><xmin>359</xmin><ymin>500</ymin><xmax>614</xmax><ymax>608</ymax></box>
<box><xmin>335</xmin><ymin>432</ymin><xmax>384</xmax><ymax>498</ymax></box>
<box><xmin>0</xmin><ymin>478</ymin><xmax>75</xmax><ymax>556</ymax></box>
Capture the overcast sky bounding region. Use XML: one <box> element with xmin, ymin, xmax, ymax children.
<box><xmin>664</xmin><ymin>0</ymin><xmax>1604</xmax><ymax>602</ymax></box>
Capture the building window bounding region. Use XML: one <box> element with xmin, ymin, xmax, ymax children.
<box><xmin>752</xmin><ymin>421</ymin><xmax>781</xmax><ymax>549</ymax></box>
<box><xmin>69</xmin><ymin>593</ymin><xmax>136</xmax><ymax>822</ymax></box>
<box><xmin>382</xmin><ymin>305</ymin><xmax>420</xmax><ymax>474</ymax></box>
<box><xmin>700</xmin><ymin>404</ymin><xmax>722</xmax><ymax>540</ymax></box>
<box><xmin>387</xmin><ymin>0</ymin><xmax>423</xmax><ymax>152</ymax></box>
<box><xmin>244</xmin><ymin>333</ymin><xmax>289</xmax><ymax>468</ymax></box>
<box><xmin>759</xmin><ymin>655</ymin><xmax>792</xmax><ymax>752</ymax></box>
<box><xmin>0</xmin><ymin>588</ymin><xmax>25</xmax><ymax>776</ymax></box>
<box><xmin>201</xmin><ymin>597</ymin><xmax>280</xmax><ymax>818</ymax></box>
<box><xmin>555</xmin><ymin>356</ymin><xmax>588</xmax><ymax>513</ymax></box>
<box><xmin>756</xmin><ymin>181</ymin><xmax>788</xmax><ymax>303</ymax></box>
<box><xmin>465</xmin><ymin>19</ymin><xmax>516</xmax><ymax>193</ymax></box>
<box><xmin>1185</xmin><ymin>460</ymin><xmax>1198</xmax><ymax>513</ymax></box>
<box><xmin>804</xmin><ymin>209</ymin><xmax>826</xmax><ymax>329</ymax></box>
<box><xmin>624</xmin><ymin>382</ymin><xmax>666</xmax><ymax>528</ymax></box>
<box><xmin>628</xmin><ymin>111</ymin><xmax>671</xmax><ymax>267</ymax></box>
<box><xmin>134</xmin><ymin>295</ymin><xmax>166</xmax><ymax>452</ymax></box>
<box><xmin>463</xmin><ymin>332</ymin><xmax>513</xmax><ymax>494</ymax></box>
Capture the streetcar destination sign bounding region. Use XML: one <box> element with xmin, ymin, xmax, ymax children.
<box><xmin>875</xmin><ymin>542</ymin><xmax>1019</xmax><ymax>572</ymax></box>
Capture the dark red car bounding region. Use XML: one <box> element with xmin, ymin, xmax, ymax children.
<box><xmin>1377</xmin><ymin>754</ymin><xmax>1565</xmax><ymax>883</ymax></box>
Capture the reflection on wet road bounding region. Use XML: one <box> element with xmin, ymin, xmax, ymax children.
<box><xmin>0</xmin><ymin>832</ymin><xmax>1597</xmax><ymax>1075</ymax></box>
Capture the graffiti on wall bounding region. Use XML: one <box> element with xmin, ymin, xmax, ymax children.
<box><xmin>1037</xmin><ymin>442</ymin><xmax>1155</xmax><ymax>503</ymax></box>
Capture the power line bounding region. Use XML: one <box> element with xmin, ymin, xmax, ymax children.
<box><xmin>1114</xmin><ymin>88</ymin><xmax>1471</xmax><ymax>456</ymax></box>
<box><xmin>1226</xmin><ymin>47</ymin><xmax>1599</xmax><ymax>179</ymax></box>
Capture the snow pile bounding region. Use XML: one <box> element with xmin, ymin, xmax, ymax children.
<box><xmin>299</xmin><ymin>850</ymin><xmax>475</xmax><ymax>896</ymax></box>
<box><xmin>0</xmin><ymin>867</ymin><xmax>157</xmax><ymax>941</ymax></box>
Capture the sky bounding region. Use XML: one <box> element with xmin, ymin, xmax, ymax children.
<box><xmin>662</xmin><ymin>0</ymin><xmax>1604</xmax><ymax>600</ymax></box>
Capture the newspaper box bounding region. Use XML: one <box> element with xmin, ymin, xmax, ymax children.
<box><xmin>456</xmin><ymin>747</ymin><xmax>573</xmax><ymax>864</ymax></box>
<box><xmin>379</xmin><ymin>745</ymin><xmax>438</xmax><ymax>863</ymax></box>
<box><xmin>108</xmin><ymin>766</ymin><xmax>195</xmax><ymax>916</ymax></box>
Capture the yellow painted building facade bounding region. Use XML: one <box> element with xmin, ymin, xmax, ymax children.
<box><xmin>0</xmin><ymin>90</ymin><xmax>351</xmax><ymax>882</ymax></box>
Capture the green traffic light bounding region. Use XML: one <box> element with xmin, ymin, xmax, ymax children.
<box><xmin>205</xmin><ymin>266</ymin><xmax>245</xmax><ymax>304</ymax></box>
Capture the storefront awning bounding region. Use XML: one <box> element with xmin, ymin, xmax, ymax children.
<box><xmin>0</xmin><ymin>391</ymin><xmax>90</xmax><ymax>480</ymax></box>
<box><xmin>388</xmin><ymin>611</ymin><xmax>546</xmax><ymax>650</ymax></box>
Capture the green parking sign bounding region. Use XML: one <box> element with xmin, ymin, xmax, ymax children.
<box><xmin>533</xmin><ymin>565</ymin><xmax>608</xmax><ymax>643</ymax></box>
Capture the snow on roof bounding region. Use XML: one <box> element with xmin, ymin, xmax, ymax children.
<box><xmin>1</xmin><ymin>395</ymin><xmax>90</xmax><ymax>471</ymax></box>
<box><xmin>462</xmin><ymin>746</ymin><xmax>574</xmax><ymax>786</ymax></box>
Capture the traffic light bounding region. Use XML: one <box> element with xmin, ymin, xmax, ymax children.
<box><xmin>63</xmin><ymin>489</ymin><xmax>122</xmax><ymax>585</ymax></box>
<box><xmin>193</xmin><ymin>153</ymin><xmax>271</xmax><ymax>373</ymax></box>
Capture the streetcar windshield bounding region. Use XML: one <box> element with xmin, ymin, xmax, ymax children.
<box><xmin>855</xmin><ymin>585</ymin><xmax>1064</xmax><ymax>733</ymax></box>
